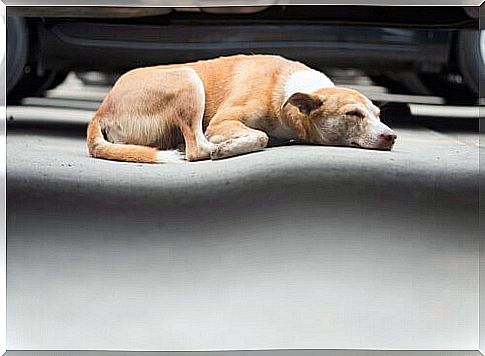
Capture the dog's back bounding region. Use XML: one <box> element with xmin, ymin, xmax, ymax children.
<box><xmin>153</xmin><ymin>54</ymin><xmax>309</xmax><ymax>122</ymax></box>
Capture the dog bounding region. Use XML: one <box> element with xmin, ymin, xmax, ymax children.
<box><xmin>87</xmin><ymin>54</ymin><xmax>397</xmax><ymax>163</ymax></box>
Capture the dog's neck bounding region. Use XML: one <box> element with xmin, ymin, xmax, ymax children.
<box><xmin>281</xmin><ymin>69</ymin><xmax>334</xmax><ymax>104</ymax></box>
<box><xmin>272</xmin><ymin>69</ymin><xmax>334</xmax><ymax>142</ymax></box>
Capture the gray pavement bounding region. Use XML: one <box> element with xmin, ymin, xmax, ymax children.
<box><xmin>6</xmin><ymin>74</ymin><xmax>481</xmax><ymax>186</ymax></box>
<box><xmin>6</xmin><ymin>74</ymin><xmax>482</xmax><ymax>351</ymax></box>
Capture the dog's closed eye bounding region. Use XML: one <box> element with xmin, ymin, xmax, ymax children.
<box><xmin>346</xmin><ymin>109</ymin><xmax>365</xmax><ymax>118</ymax></box>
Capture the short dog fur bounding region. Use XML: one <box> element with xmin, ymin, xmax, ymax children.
<box><xmin>87</xmin><ymin>54</ymin><xmax>397</xmax><ymax>163</ymax></box>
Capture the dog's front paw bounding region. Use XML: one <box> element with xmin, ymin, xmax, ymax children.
<box><xmin>210</xmin><ymin>144</ymin><xmax>225</xmax><ymax>160</ymax></box>
<box><xmin>210</xmin><ymin>139</ymin><xmax>238</xmax><ymax>160</ymax></box>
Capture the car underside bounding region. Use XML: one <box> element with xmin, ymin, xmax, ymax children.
<box><xmin>6</xmin><ymin>5</ymin><xmax>483</xmax><ymax>104</ymax></box>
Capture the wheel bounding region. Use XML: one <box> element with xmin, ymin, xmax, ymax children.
<box><xmin>456</xmin><ymin>29</ymin><xmax>482</xmax><ymax>100</ymax></box>
<box><xmin>417</xmin><ymin>72</ymin><xmax>475</xmax><ymax>104</ymax></box>
<box><xmin>7</xmin><ymin>17</ymin><xmax>69</xmax><ymax>104</ymax></box>
<box><xmin>6</xmin><ymin>17</ymin><xmax>29</xmax><ymax>100</ymax></box>
<box><xmin>418</xmin><ymin>30</ymin><xmax>482</xmax><ymax>104</ymax></box>
<box><xmin>371</xmin><ymin>30</ymin><xmax>483</xmax><ymax>105</ymax></box>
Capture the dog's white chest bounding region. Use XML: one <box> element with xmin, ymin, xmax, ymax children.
<box><xmin>284</xmin><ymin>69</ymin><xmax>334</xmax><ymax>102</ymax></box>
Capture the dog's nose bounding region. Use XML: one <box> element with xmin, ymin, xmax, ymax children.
<box><xmin>379</xmin><ymin>132</ymin><xmax>397</xmax><ymax>143</ymax></box>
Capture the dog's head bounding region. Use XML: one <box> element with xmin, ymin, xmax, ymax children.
<box><xmin>282</xmin><ymin>87</ymin><xmax>397</xmax><ymax>150</ymax></box>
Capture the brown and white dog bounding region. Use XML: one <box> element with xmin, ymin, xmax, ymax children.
<box><xmin>87</xmin><ymin>54</ymin><xmax>397</xmax><ymax>163</ymax></box>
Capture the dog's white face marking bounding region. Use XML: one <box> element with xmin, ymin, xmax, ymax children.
<box><xmin>284</xmin><ymin>70</ymin><xmax>334</xmax><ymax>103</ymax></box>
<box><xmin>316</xmin><ymin>107</ymin><xmax>396</xmax><ymax>150</ymax></box>
<box><xmin>284</xmin><ymin>87</ymin><xmax>396</xmax><ymax>150</ymax></box>
<box><xmin>351</xmin><ymin>100</ymin><xmax>396</xmax><ymax>150</ymax></box>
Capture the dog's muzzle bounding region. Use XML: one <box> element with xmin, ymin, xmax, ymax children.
<box><xmin>377</xmin><ymin>130</ymin><xmax>397</xmax><ymax>150</ymax></box>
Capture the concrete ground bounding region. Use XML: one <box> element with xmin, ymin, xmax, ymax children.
<box><xmin>6</xmin><ymin>74</ymin><xmax>482</xmax><ymax>351</ymax></box>
<box><xmin>6</xmin><ymin>74</ymin><xmax>481</xmax><ymax>187</ymax></box>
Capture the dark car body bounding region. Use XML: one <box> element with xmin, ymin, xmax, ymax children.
<box><xmin>6</xmin><ymin>5</ymin><xmax>482</xmax><ymax>103</ymax></box>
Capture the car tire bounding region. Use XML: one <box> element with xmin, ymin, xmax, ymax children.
<box><xmin>372</xmin><ymin>30</ymin><xmax>482</xmax><ymax>105</ymax></box>
<box><xmin>456</xmin><ymin>29</ymin><xmax>482</xmax><ymax>100</ymax></box>
<box><xmin>7</xmin><ymin>17</ymin><xmax>69</xmax><ymax>104</ymax></box>
<box><xmin>417</xmin><ymin>72</ymin><xmax>475</xmax><ymax>104</ymax></box>
<box><xmin>417</xmin><ymin>30</ymin><xmax>482</xmax><ymax>104</ymax></box>
<box><xmin>6</xmin><ymin>17</ymin><xmax>29</xmax><ymax>97</ymax></box>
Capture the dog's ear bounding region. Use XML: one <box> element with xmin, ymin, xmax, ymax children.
<box><xmin>286</xmin><ymin>92</ymin><xmax>323</xmax><ymax>115</ymax></box>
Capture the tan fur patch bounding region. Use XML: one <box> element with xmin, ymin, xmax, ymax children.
<box><xmin>87</xmin><ymin>54</ymin><xmax>395</xmax><ymax>163</ymax></box>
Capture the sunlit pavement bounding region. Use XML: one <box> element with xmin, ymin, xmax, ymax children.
<box><xmin>5</xmin><ymin>73</ymin><xmax>482</xmax><ymax>351</ymax></box>
<box><xmin>6</xmin><ymin>73</ymin><xmax>481</xmax><ymax>185</ymax></box>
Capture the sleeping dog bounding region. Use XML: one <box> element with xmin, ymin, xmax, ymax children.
<box><xmin>87</xmin><ymin>54</ymin><xmax>397</xmax><ymax>163</ymax></box>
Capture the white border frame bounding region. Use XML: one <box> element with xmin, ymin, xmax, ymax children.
<box><xmin>0</xmin><ymin>2</ymin><xmax>482</xmax><ymax>355</ymax></box>
<box><xmin>1</xmin><ymin>1</ymin><xmax>6</xmax><ymax>355</ymax></box>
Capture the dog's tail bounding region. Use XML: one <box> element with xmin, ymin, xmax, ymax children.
<box><xmin>87</xmin><ymin>116</ymin><xmax>159</xmax><ymax>164</ymax></box>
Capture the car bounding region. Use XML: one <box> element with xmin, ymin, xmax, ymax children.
<box><xmin>6</xmin><ymin>5</ymin><xmax>482</xmax><ymax>104</ymax></box>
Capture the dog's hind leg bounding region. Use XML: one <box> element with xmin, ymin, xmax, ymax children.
<box><xmin>176</xmin><ymin>68</ymin><xmax>217</xmax><ymax>161</ymax></box>
<box><xmin>88</xmin><ymin>66</ymin><xmax>215</xmax><ymax>163</ymax></box>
